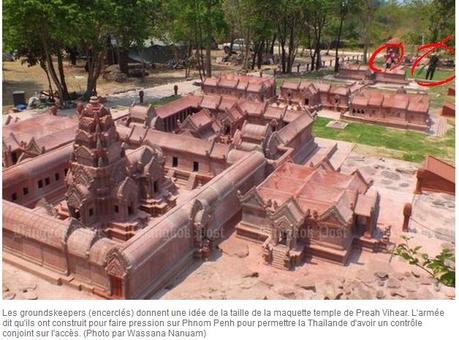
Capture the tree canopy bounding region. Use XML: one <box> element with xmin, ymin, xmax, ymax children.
<box><xmin>3</xmin><ymin>0</ymin><xmax>455</xmax><ymax>104</ymax></box>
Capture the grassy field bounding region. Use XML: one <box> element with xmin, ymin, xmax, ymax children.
<box><xmin>426</xmin><ymin>80</ymin><xmax>455</xmax><ymax>109</ymax></box>
<box><xmin>278</xmin><ymin>66</ymin><xmax>455</xmax><ymax>163</ymax></box>
<box><xmin>151</xmin><ymin>95</ymin><xmax>181</xmax><ymax>107</ymax></box>
<box><xmin>312</xmin><ymin>117</ymin><xmax>455</xmax><ymax>163</ymax></box>
<box><xmin>406</xmin><ymin>67</ymin><xmax>454</xmax><ymax>82</ymax></box>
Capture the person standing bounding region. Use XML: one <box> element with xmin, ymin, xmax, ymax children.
<box><xmin>385</xmin><ymin>49</ymin><xmax>393</xmax><ymax>69</ymax></box>
<box><xmin>425</xmin><ymin>54</ymin><xmax>439</xmax><ymax>80</ymax></box>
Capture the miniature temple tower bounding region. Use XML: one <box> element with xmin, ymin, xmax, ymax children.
<box><xmin>64</xmin><ymin>96</ymin><xmax>177</xmax><ymax>240</ymax></box>
<box><xmin>65</xmin><ymin>97</ymin><xmax>141</xmax><ymax>232</ymax></box>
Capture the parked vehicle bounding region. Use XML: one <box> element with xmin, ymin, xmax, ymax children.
<box><xmin>223</xmin><ymin>38</ymin><xmax>251</xmax><ymax>53</ymax></box>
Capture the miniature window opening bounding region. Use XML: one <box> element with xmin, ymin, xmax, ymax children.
<box><xmin>11</xmin><ymin>151</ymin><xmax>18</xmax><ymax>164</ymax></box>
<box><xmin>55</xmin><ymin>173</ymin><xmax>60</xmax><ymax>181</ymax></box>
<box><xmin>193</xmin><ymin>161</ymin><xmax>199</xmax><ymax>172</ymax></box>
<box><xmin>64</xmin><ymin>168</ymin><xmax>69</xmax><ymax>176</ymax></box>
<box><xmin>45</xmin><ymin>177</ymin><xmax>50</xmax><ymax>185</ymax></box>
<box><xmin>153</xmin><ymin>181</ymin><xmax>159</xmax><ymax>193</ymax></box>
<box><xmin>172</xmin><ymin>156</ymin><xmax>178</xmax><ymax>167</ymax></box>
<box><xmin>114</xmin><ymin>205</ymin><xmax>119</xmax><ymax>213</ymax></box>
<box><xmin>279</xmin><ymin>231</ymin><xmax>288</xmax><ymax>245</ymax></box>
<box><xmin>23</xmin><ymin>187</ymin><xmax>29</xmax><ymax>195</ymax></box>
<box><xmin>128</xmin><ymin>205</ymin><xmax>134</xmax><ymax>216</ymax></box>
<box><xmin>304</xmin><ymin>98</ymin><xmax>309</xmax><ymax>106</ymax></box>
<box><xmin>89</xmin><ymin>208</ymin><xmax>94</xmax><ymax>216</ymax></box>
<box><xmin>12</xmin><ymin>193</ymin><xmax>17</xmax><ymax>201</ymax></box>
<box><xmin>38</xmin><ymin>179</ymin><xmax>43</xmax><ymax>188</ymax></box>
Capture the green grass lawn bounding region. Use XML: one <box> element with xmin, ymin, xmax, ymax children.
<box><xmin>141</xmin><ymin>95</ymin><xmax>181</xmax><ymax>107</ymax></box>
<box><xmin>426</xmin><ymin>80</ymin><xmax>455</xmax><ymax>109</ymax></box>
<box><xmin>406</xmin><ymin>67</ymin><xmax>454</xmax><ymax>82</ymax></box>
<box><xmin>279</xmin><ymin>67</ymin><xmax>455</xmax><ymax>163</ymax></box>
<box><xmin>313</xmin><ymin>117</ymin><xmax>455</xmax><ymax>163</ymax></box>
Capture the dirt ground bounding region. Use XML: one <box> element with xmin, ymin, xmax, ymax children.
<box><xmin>2</xmin><ymin>60</ymin><xmax>196</xmax><ymax>109</ymax></box>
<box><xmin>2</xmin><ymin>48</ymin><xmax>245</xmax><ymax>111</ymax></box>
<box><xmin>2</xmin><ymin>261</ymin><xmax>98</xmax><ymax>300</ymax></box>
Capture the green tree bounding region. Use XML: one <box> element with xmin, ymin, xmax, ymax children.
<box><xmin>357</xmin><ymin>0</ymin><xmax>381</xmax><ymax>64</ymax></box>
<box><xmin>237</xmin><ymin>0</ymin><xmax>277</xmax><ymax>70</ymax></box>
<box><xmin>222</xmin><ymin>0</ymin><xmax>243</xmax><ymax>53</ymax></box>
<box><xmin>3</xmin><ymin>0</ymin><xmax>79</xmax><ymax>104</ymax></box>
<box><xmin>304</xmin><ymin>0</ymin><xmax>334</xmax><ymax>71</ymax></box>
<box><xmin>4</xmin><ymin>0</ymin><xmax>161</xmax><ymax>102</ymax></box>
<box><xmin>333</xmin><ymin>1</ymin><xmax>352</xmax><ymax>72</ymax></box>
<box><xmin>110</xmin><ymin>0</ymin><xmax>159</xmax><ymax>75</ymax></box>
<box><xmin>428</xmin><ymin>0</ymin><xmax>454</xmax><ymax>42</ymax></box>
<box><xmin>160</xmin><ymin>0</ymin><xmax>226</xmax><ymax>79</ymax></box>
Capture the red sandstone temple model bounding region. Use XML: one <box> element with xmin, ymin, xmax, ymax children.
<box><xmin>279</xmin><ymin>80</ymin><xmax>430</xmax><ymax>131</ymax></box>
<box><xmin>415</xmin><ymin>155</ymin><xmax>455</xmax><ymax>196</ymax></box>
<box><xmin>336</xmin><ymin>63</ymin><xmax>408</xmax><ymax>85</ymax></box>
<box><xmin>237</xmin><ymin>161</ymin><xmax>379</xmax><ymax>269</ymax></box>
<box><xmin>3</xmin><ymin>74</ymin><xmax>427</xmax><ymax>299</ymax></box>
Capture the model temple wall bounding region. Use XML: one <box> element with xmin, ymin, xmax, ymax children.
<box><xmin>345</xmin><ymin>88</ymin><xmax>429</xmax><ymax>131</ymax></box>
<box><xmin>202</xmin><ymin>73</ymin><xmax>276</xmax><ymax>101</ymax></box>
<box><xmin>336</xmin><ymin>63</ymin><xmax>408</xmax><ymax>85</ymax></box>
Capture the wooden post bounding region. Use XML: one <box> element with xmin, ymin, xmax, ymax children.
<box><xmin>402</xmin><ymin>203</ymin><xmax>412</xmax><ymax>232</ymax></box>
<box><xmin>139</xmin><ymin>90</ymin><xmax>144</xmax><ymax>104</ymax></box>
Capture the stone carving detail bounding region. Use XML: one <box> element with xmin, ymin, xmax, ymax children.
<box><xmin>106</xmin><ymin>253</ymin><xmax>128</xmax><ymax>278</ymax></box>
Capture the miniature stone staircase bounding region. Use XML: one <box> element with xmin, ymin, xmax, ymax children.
<box><xmin>174</xmin><ymin>172</ymin><xmax>189</xmax><ymax>188</ymax></box>
<box><xmin>271</xmin><ymin>245</ymin><xmax>290</xmax><ymax>270</ymax></box>
<box><xmin>186</xmin><ymin>173</ymin><xmax>198</xmax><ymax>190</ymax></box>
<box><xmin>436</xmin><ymin>117</ymin><xmax>448</xmax><ymax>137</ymax></box>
